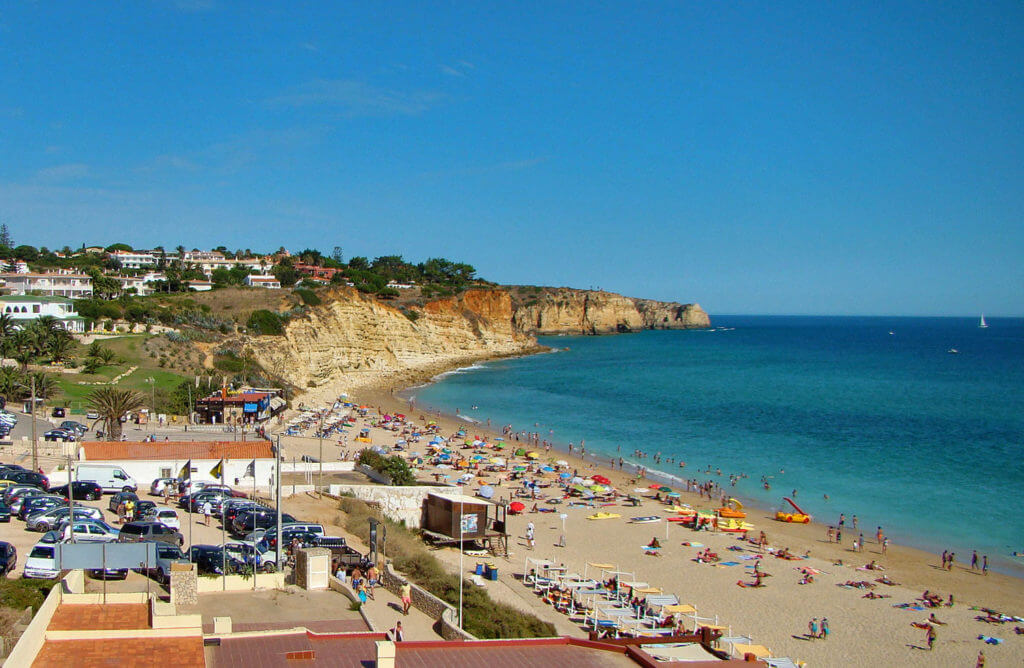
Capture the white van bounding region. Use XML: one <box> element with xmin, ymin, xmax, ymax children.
<box><xmin>76</xmin><ymin>464</ymin><xmax>137</xmax><ymax>494</ymax></box>
<box><xmin>23</xmin><ymin>541</ymin><xmax>60</xmax><ymax>579</ymax></box>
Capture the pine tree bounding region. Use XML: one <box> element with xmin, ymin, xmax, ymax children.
<box><xmin>0</xmin><ymin>224</ymin><xmax>12</xmax><ymax>248</ymax></box>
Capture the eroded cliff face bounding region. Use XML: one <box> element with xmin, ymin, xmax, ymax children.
<box><xmin>247</xmin><ymin>287</ymin><xmax>538</xmax><ymax>392</ymax></box>
<box><xmin>247</xmin><ymin>286</ymin><xmax>709</xmax><ymax>394</ymax></box>
<box><xmin>511</xmin><ymin>288</ymin><xmax>710</xmax><ymax>335</ymax></box>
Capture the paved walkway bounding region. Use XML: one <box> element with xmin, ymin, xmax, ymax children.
<box><xmin>356</xmin><ymin>580</ymin><xmax>441</xmax><ymax>640</ymax></box>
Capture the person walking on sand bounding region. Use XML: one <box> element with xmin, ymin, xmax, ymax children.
<box><xmin>820</xmin><ymin>617</ymin><xmax>829</xmax><ymax>640</ymax></box>
<box><xmin>941</xmin><ymin>550</ymin><xmax>948</xmax><ymax>569</ymax></box>
<box><xmin>926</xmin><ymin>624</ymin><xmax>936</xmax><ymax>650</ymax></box>
<box><xmin>882</xmin><ymin>537</ymin><xmax>889</xmax><ymax>555</ymax></box>
<box><xmin>947</xmin><ymin>553</ymin><xmax>955</xmax><ymax>571</ymax></box>
<box><xmin>982</xmin><ymin>555</ymin><xmax>988</xmax><ymax>575</ymax></box>
<box><xmin>976</xmin><ymin>649</ymin><xmax>985</xmax><ymax>667</ymax></box>
<box><xmin>526</xmin><ymin>521</ymin><xmax>535</xmax><ymax>550</ymax></box>
<box><xmin>971</xmin><ymin>551</ymin><xmax>979</xmax><ymax>571</ymax></box>
<box><xmin>202</xmin><ymin>500</ymin><xmax>212</xmax><ymax>526</ymax></box>
<box><xmin>808</xmin><ymin>618</ymin><xmax>818</xmax><ymax>640</ymax></box>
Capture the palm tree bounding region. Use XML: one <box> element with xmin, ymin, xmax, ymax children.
<box><xmin>27</xmin><ymin>371</ymin><xmax>58</xmax><ymax>400</ymax></box>
<box><xmin>87</xmin><ymin>388</ymin><xmax>144</xmax><ymax>441</ymax></box>
<box><xmin>0</xmin><ymin>367</ymin><xmax>22</xmax><ymax>400</ymax></box>
<box><xmin>11</xmin><ymin>330</ymin><xmax>34</xmax><ymax>371</ymax></box>
<box><xmin>47</xmin><ymin>332</ymin><xmax>74</xmax><ymax>364</ymax></box>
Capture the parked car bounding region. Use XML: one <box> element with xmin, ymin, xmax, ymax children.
<box><xmin>87</xmin><ymin>565</ymin><xmax>128</xmax><ymax>580</ymax></box>
<box><xmin>61</xmin><ymin>519</ymin><xmax>120</xmax><ymax>543</ymax></box>
<box><xmin>117</xmin><ymin>521</ymin><xmax>184</xmax><ymax>547</ymax></box>
<box><xmin>139</xmin><ymin>508</ymin><xmax>180</xmax><ymax>531</ymax></box>
<box><xmin>145</xmin><ymin>543</ymin><xmax>189</xmax><ymax>584</ymax></box>
<box><xmin>49</xmin><ymin>481</ymin><xmax>103</xmax><ymax>501</ymax></box>
<box><xmin>222</xmin><ymin>501</ymin><xmax>267</xmax><ymax>527</ymax></box>
<box><xmin>222</xmin><ymin>542</ymin><xmax>277</xmax><ymax>573</ymax></box>
<box><xmin>182</xmin><ymin>489</ymin><xmax>231</xmax><ymax>513</ymax></box>
<box><xmin>86</xmin><ymin>410</ymin><xmax>100</xmax><ymax>420</ymax></box>
<box><xmin>108</xmin><ymin>491</ymin><xmax>139</xmax><ymax>513</ymax></box>
<box><xmin>8</xmin><ymin>488</ymin><xmax>53</xmax><ymax>514</ymax></box>
<box><xmin>3</xmin><ymin>470</ymin><xmax>48</xmax><ymax>489</ymax></box>
<box><xmin>231</xmin><ymin>510</ymin><xmax>296</xmax><ymax>537</ymax></box>
<box><xmin>26</xmin><ymin>505</ymin><xmax>103</xmax><ymax>532</ymax></box>
<box><xmin>59</xmin><ymin>421</ymin><xmax>88</xmax><ymax>435</ymax></box>
<box><xmin>23</xmin><ymin>541</ymin><xmax>59</xmax><ymax>579</ymax></box>
<box><xmin>3</xmin><ymin>484</ymin><xmax>39</xmax><ymax>504</ymax></box>
<box><xmin>0</xmin><ymin>500</ymin><xmax>10</xmax><ymax>523</ymax></box>
<box><xmin>149</xmin><ymin>477</ymin><xmax>179</xmax><ymax>496</ymax></box>
<box><xmin>188</xmin><ymin>544</ymin><xmax>244</xmax><ymax>575</ymax></box>
<box><xmin>17</xmin><ymin>495</ymin><xmax>64</xmax><ymax>521</ymax></box>
<box><xmin>51</xmin><ymin>407</ymin><xmax>66</xmax><ymax>418</ymax></box>
<box><xmin>43</xmin><ymin>428</ymin><xmax>75</xmax><ymax>442</ymax></box>
<box><xmin>259</xmin><ymin>529</ymin><xmax>320</xmax><ymax>553</ymax></box>
<box><xmin>261</xmin><ymin>523</ymin><xmax>325</xmax><ymax>546</ymax></box>
<box><xmin>0</xmin><ymin>541</ymin><xmax>15</xmax><ymax>576</ymax></box>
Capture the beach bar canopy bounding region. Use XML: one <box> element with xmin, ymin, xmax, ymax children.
<box><xmin>423</xmin><ymin>492</ymin><xmax>493</xmax><ymax>540</ymax></box>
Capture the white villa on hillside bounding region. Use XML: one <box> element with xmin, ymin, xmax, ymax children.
<box><xmin>0</xmin><ymin>295</ymin><xmax>86</xmax><ymax>332</ymax></box>
<box><xmin>0</xmin><ymin>271</ymin><xmax>93</xmax><ymax>298</ymax></box>
<box><xmin>244</xmin><ymin>274</ymin><xmax>281</xmax><ymax>289</ymax></box>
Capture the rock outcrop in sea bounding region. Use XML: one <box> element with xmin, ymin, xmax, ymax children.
<box><xmin>246</xmin><ymin>286</ymin><xmax>708</xmax><ymax>393</ymax></box>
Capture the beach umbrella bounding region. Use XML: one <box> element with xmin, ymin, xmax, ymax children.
<box><xmin>541</xmin><ymin>466</ymin><xmax>555</xmax><ymax>472</ymax></box>
<box><xmin>490</xmin><ymin>457</ymin><xmax>505</xmax><ymax>465</ymax></box>
<box><xmin>648</xmin><ymin>484</ymin><xmax>662</xmax><ymax>490</ymax></box>
<box><xmin>555</xmin><ymin>460</ymin><xmax>569</xmax><ymax>467</ymax></box>
<box><xmin>513</xmin><ymin>465</ymin><xmax>527</xmax><ymax>471</ymax></box>
<box><xmin>667</xmin><ymin>492</ymin><xmax>680</xmax><ymax>498</ymax></box>
<box><xmin>571</xmin><ymin>477</ymin><xmax>584</xmax><ymax>484</ymax></box>
<box><xmin>559</xmin><ymin>472</ymin><xmax>572</xmax><ymax>479</ymax></box>
<box><xmin>515</xmin><ymin>448</ymin><xmax>526</xmax><ymax>457</ymax></box>
<box><xmin>658</xmin><ymin>486</ymin><xmax>672</xmax><ymax>493</ymax></box>
<box><xmin>592</xmin><ymin>475</ymin><xmax>611</xmax><ymax>485</ymax></box>
<box><xmin>527</xmin><ymin>452</ymin><xmax>540</xmax><ymax>459</ymax></box>
<box><xmin>509</xmin><ymin>501</ymin><xmax>526</xmax><ymax>512</ymax></box>
<box><xmin>478</xmin><ymin>486</ymin><xmax>495</xmax><ymax>499</ymax></box>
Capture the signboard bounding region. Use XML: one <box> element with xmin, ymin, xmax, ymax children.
<box><xmin>243</xmin><ymin>403</ymin><xmax>259</xmax><ymax>412</ymax></box>
<box><xmin>459</xmin><ymin>514</ymin><xmax>478</xmax><ymax>534</ymax></box>
<box><xmin>56</xmin><ymin>542</ymin><xmax>157</xmax><ymax>570</ymax></box>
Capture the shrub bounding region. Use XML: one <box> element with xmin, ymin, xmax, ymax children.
<box><xmin>293</xmin><ymin>288</ymin><xmax>321</xmax><ymax>306</ymax></box>
<box><xmin>246</xmin><ymin>309</ymin><xmax>285</xmax><ymax>335</ymax></box>
<box><xmin>336</xmin><ymin>497</ymin><xmax>554</xmax><ymax>639</ymax></box>
<box><xmin>0</xmin><ymin>577</ymin><xmax>55</xmax><ymax>613</ymax></box>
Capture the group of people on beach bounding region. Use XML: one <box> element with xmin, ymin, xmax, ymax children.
<box><xmin>806</xmin><ymin>616</ymin><xmax>830</xmax><ymax>640</ymax></box>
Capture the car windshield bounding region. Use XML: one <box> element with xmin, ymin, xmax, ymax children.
<box><xmin>29</xmin><ymin>545</ymin><xmax>54</xmax><ymax>558</ymax></box>
<box><xmin>120</xmin><ymin>525</ymin><xmax>144</xmax><ymax>535</ymax></box>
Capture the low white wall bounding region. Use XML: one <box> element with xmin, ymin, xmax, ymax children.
<box><xmin>196</xmin><ymin>571</ymin><xmax>285</xmax><ymax>592</ymax></box>
<box><xmin>328</xmin><ymin>485</ymin><xmax>455</xmax><ymax>528</ymax></box>
<box><xmin>3</xmin><ymin>571</ymin><xmax>84</xmax><ymax>667</ymax></box>
<box><xmin>281</xmin><ymin>461</ymin><xmax>354</xmax><ymax>473</ymax></box>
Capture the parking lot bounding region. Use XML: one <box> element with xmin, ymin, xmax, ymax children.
<box><xmin>0</xmin><ymin>473</ymin><xmax>274</xmax><ymax>582</ymax></box>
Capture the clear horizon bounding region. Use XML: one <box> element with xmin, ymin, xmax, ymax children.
<box><xmin>0</xmin><ymin>3</ymin><xmax>1021</xmax><ymax>317</ymax></box>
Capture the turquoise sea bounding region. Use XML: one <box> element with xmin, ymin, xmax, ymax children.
<box><xmin>405</xmin><ymin>316</ymin><xmax>1024</xmax><ymax>576</ymax></box>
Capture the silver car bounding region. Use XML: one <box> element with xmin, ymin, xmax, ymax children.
<box><xmin>27</xmin><ymin>505</ymin><xmax>103</xmax><ymax>532</ymax></box>
<box><xmin>60</xmin><ymin>519</ymin><xmax>120</xmax><ymax>543</ymax></box>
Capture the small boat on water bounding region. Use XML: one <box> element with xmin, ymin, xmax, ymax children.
<box><xmin>979</xmin><ymin>314</ymin><xmax>988</xmax><ymax>328</ymax></box>
<box><xmin>948</xmin><ymin>348</ymin><xmax>960</xmax><ymax>355</ymax></box>
<box><xmin>630</xmin><ymin>516</ymin><xmax>660</xmax><ymax>524</ymax></box>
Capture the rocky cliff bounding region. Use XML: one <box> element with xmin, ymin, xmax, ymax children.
<box><xmin>246</xmin><ymin>287</ymin><xmax>539</xmax><ymax>394</ymax></box>
<box><xmin>510</xmin><ymin>288</ymin><xmax>710</xmax><ymax>335</ymax></box>
<box><xmin>247</xmin><ymin>286</ymin><xmax>708</xmax><ymax>396</ymax></box>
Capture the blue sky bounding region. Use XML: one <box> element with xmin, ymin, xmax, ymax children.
<box><xmin>0</xmin><ymin>2</ymin><xmax>1021</xmax><ymax>316</ymax></box>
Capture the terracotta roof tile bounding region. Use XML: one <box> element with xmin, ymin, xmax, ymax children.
<box><xmin>81</xmin><ymin>441</ymin><xmax>273</xmax><ymax>461</ymax></box>
<box><xmin>48</xmin><ymin>603</ymin><xmax>149</xmax><ymax>631</ymax></box>
<box><xmin>33</xmin><ymin>636</ymin><xmax>205</xmax><ymax>667</ymax></box>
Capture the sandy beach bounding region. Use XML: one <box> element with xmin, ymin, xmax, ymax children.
<box><xmin>279</xmin><ymin>379</ymin><xmax>1024</xmax><ymax>667</ymax></box>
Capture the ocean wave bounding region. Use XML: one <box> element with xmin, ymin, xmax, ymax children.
<box><xmin>432</xmin><ymin>363</ymin><xmax>487</xmax><ymax>381</ymax></box>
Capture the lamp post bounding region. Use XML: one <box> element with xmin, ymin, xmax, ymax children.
<box><xmin>30</xmin><ymin>375</ymin><xmax>37</xmax><ymax>471</ymax></box>
<box><xmin>459</xmin><ymin>495</ymin><xmax>464</xmax><ymax>629</ymax></box>
<box><xmin>144</xmin><ymin>377</ymin><xmax>155</xmax><ymax>431</ymax></box>
<box><xmin>317</xmin><ymin>413</ymin><xmax>324</xmax><ymax>494</ymax></box>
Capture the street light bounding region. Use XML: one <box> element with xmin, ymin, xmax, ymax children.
<box><xmin>144</xmin><ymin>377</ymin><xmax>156</xmax><ymax>431</ymax></box>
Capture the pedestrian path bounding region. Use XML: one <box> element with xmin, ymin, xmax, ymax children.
<box><xmin>357</xmin><ymin>582</ymin><xmax>441</xmax><ymax>640</ymax></box>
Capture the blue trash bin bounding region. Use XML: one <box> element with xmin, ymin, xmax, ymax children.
<box><xmin>486</xmin><ymin>566</ymin><xmax>498</xmax><ymax>581</ymax></box>
<box><xmin>475</xmin><ymin>563</ymin><xmax>484</xmax><ymax>576</ymax></box>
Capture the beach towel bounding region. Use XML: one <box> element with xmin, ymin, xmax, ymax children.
<box><xmin>978</xmin><ymin>635</ymin><xmax>1003</xmax><ymax>645</ymax></box>
<box><xmin>681</xmin><ymin>542</ymin><xmax>704</xmax><ymax>547</ymax></box>
<box><xmin>719</xmin><ymin>561</ymin><xmax>741</xmax><ymax>567</ymax></box>
<box><xmin>736</xmin><ymin>581</ymin><xmax>765</xmax><ymax>588</ymax></box>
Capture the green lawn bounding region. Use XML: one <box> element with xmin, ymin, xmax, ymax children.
<box><xmin>53</xmin><ymin>334</ymin><xmax>192</xmax><ymax>413</ymax></box>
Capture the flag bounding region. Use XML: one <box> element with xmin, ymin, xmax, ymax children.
<box><xmin>178</xmin><ymin>460</ymin><xmax>191</xmax><ymax>481</ymax></box>
<box><xmin>243</xmin><ymin>459</ymin><xmax>256</xmax><ymax>478</ymax></box>
<box><xmin>210</xmin><ymin>459</ymin><xmax>224</xmax><ymax>480</ymax></box>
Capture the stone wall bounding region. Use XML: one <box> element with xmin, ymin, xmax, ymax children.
<box><xmin>329</xmin><ymin>484</ymin><xmax>455</xmax><ymax>528</ymax></box>
<box><xmin>378</xmin><ymin>562</ymin><xmax>475</xmax><ymax>641</ymax></box>
<box><xmin>170</xmin><ymin>562</ymin><xmax>198</xmax><ymax>606</ymax></box>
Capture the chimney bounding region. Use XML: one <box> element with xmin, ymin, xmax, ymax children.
<box><xmin>375</xmin><ymin>640</ymin><xmax>396</xmax><ymax>668</ymax></box>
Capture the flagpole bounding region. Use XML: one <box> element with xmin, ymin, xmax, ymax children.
<box><xmin>275</xmin><ymin>434</ymin><xmax>282</xmax><ymax>573</ymax></box>
<box><xmin>220</xmin><ymin>459</ymin><xmax>226</xmax><ymax>592</ymax></box>
<box><xmin>253</xmin><ymin>460</ymin><xmax>257</xmax><ymax>591</ymax></box>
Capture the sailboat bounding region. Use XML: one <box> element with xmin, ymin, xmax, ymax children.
<box><xmin>979</xmin><ymin>314</ymin><xmax>988</xmax><ymax>329</ymax></box>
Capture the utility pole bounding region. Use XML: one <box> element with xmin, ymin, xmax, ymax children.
<box><xmin>275</xmin><ymin>434</ymin><xmax>282</xmax><ymax>572</ymax></box>
<box><xmin>30</xmin><ymin>375</ymin><xmax>37</xmax><ymax>471</ymax></box>
<box><xmin>318</xmin><ymin>413</ymin><xmax>324</xmax><ymax>495</ymax></box>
